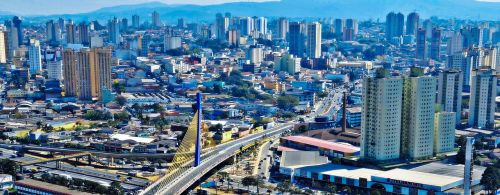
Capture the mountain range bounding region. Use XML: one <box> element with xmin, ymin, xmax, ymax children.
<box><xmin>2</xmin><ymin>0</ymin><xmax>500</xmax><ymax>23</ymax></box>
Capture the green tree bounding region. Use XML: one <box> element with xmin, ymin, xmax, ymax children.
<box><xmin>0</xmin><ymin>159</ymin><xmax>18</xmax><ymax>176</ymax></box>
<box><xmin>108</xmin><ymin>181</ymin><xmax>125</xmax><ymax>195</ymax></box>
<box><xmin>276</xmin><ymin>180</ymin><xmax>292</xmax><ymax>193</ymax></box>
<box><xmin>115</xmin><ymin>95</ymin><xmax>127</xmax><ymax>107</ymax></box>
<box><xmin>241</xmin><ymin>176</ymin><xmax>257</xmax><ymax>192</ymax></box>
<box><xmin>326</xmin><ymin>183</ymin><xmax>337</xmax><ymax>195</ymax></box>
<box><xmin>277</xmin><ymin>95</ymin><xmax>299</xmax><ymax>110</ymax></box>
<box><xmin>481</xmin><ymin>162</ymin><xmax>500</xmax><ymax>194</ymax></box>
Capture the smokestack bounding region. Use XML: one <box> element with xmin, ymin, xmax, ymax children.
<box><xmin>342</xmin><ymin>92</ymin><xmax>347</xmax><ymax>132</ymax></box>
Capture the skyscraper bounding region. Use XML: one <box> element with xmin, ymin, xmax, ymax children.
<box><xmin>66</xmin><ymin>22</ymin><xmax>77</xmax><ymax>44</ymax></box>
<box><xmin>386</xmin><ymin>12</ymin><xmax>404</xmax><ymax>39</ymax></box>
<box><xmin>239</xmin><ymin>17</ymin><xmax>254</xmax><ymax>36</ymax></box>
<box><xmin>255</xmin><ymin>17</ymin><xmax>268</xmax><ymax>36</ymax></box>
<box><xmin>430</xmin><ymin>28</ymin><xmax>442</xmax><ymax>60</ymax></box>
<box><xmin>447</xmin><ymin>32</ymin><xmax>464</xmax><ymax>56</ymax></box>
<box><xmin>0</xmin><ymin>30</ymin><xmax>7</xmax><ymax>64</ymax></box>
<box><xmin>46</xmin><ymin>20</ymin><xmax>60</xmax><ymax>45</ymax></box>
<box><xmin>470</xmin><ymin>27</ymin><xmax>483</xmax><ymax>47</ymax></box>
<box><xmin>277</xmin><ymin>17</ymin><xmax>289</xmax><ymax>40</ymax></box>
<box><xmin>177</xmin><ymin>18</ymin><xmax>186</xmax><ymax>29</ymax></box>
<box><xmin>12</xmin><ymin>16</ymin><xmax>23</xmax><ymax>46</ymax></box>
<box><xmin>437</xmin><ymin>69</ymin><xmax>463</xmax><ymax>126</ymax></box>
<box><xmin>345</xmin><ymin>19</ymin><xmax>358</xmax><ymax>35</ymax></box>
<box><xmin>401</xmin><ymin>68</ymin><xmax>437</xmax><ymax>160</ymax></box>
<box><xmin>132</xmin><ymin>15</ymin><xmax>140</xmax><ymax>29</ymax></box>
<box><xmin>121</xmin><ymin>18</ymin><xmax>128</xmax><ymax>32</ymax></box>
<box><xmin>78</xmin><ymin>22</ymin><xmax>90</xmax><ymax>46</ymax></box>
<box><xmin>63</xmin><ymin>47</ymin><xmax>112</xmax><ymax>100</ymax></box>
<box><xmin>152</xmin><ymin>11</ymin><xmax>161</xmax><ymax>28</ymax></box>
<box><xmin>416</xmin><ymin>28</ymin><xmax>427</xmax><ymax>60</ymax></box>
<box><xmin>228</xmin><ymin>29</ymin><xmax>240</xmax><ymax>47</ymax></box>
<box><xmin>289</xmin><ymin>22</ymin><xmax>307</xmax><ymax>58</ymax></box>
<box><xmin>28</xmin><ymin>39</ymin><xmax>42</xmax><ymax>74</ymax></box>
<box><xmin>306</xmin><ymin>22</ymin><xmax>321</xmax><ymax>58</ymax></box>
<box><xmin>406</xmin><ymin>12</ymin><xmax>419</xmax><ymax>36</ymax></box>
<box><xmin>434</xmin><ymin>112</ymin><xmax>456</xmax><ymax>154</ymax></box>
<box><xmin>108</xmin><ymin>18</ymin><xmax>120</xmax><ymax>45</ymax></box>
<box><xmin>468</xmin><ymin>68</ymin><xmax>497</xmax><ymax>129</ymax></box>
<box><xmin>334</xmin><ymin>19</ymin><xmax>345</xmax><ymax>37</ymax></box>
<box><xmin>215</xmin><ymin>13</ymin><xmax>229</xmax><ymax>42</ymax></box>
<box><xmin>361</xmin><ymin>69</ymin><xmax>403</xmax><ymax>161</ymax></box>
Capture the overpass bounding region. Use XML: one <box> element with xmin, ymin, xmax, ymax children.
<box><xmin>139</xmin><ymin>89</ymin><xmax>338</xmax><ymax>195</ymax></box>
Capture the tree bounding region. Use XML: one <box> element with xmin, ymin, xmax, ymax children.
<box><xmin>115</xmin><ymin>96</ymin><xmax>127</xmax><ymax>107</ymax></box>
<box><xmin>0</xmin><ymin>159</ymin><xmax>18</xmax><ymax>176</ymax></box>
<box><xmin>326</xmin><ymin>183</ymin><xmax>337</xmax><ymax>195</ymax></box>
<box><xmin>277</xmin><ymin>95</ymin><xmax>299</xmax><ymax>111</ymax></box>
<box><xmin>481</xmin><ymin>162</ymin><xmax>500</xmax><ymax>194</ymax></box>
<box><xmin>108</xmin><ymin>181</ymin><xmax>125</xmax><ymax>195</ymax></box>
<box><xmin>241</xmin><ymin>176</ymin><xmax>257</xmax><ymax>192</ymax></box>
<box><xmin>276</xmin><ymin>180</ymin><xmax>292</xmax><ymax>193</ymax></box>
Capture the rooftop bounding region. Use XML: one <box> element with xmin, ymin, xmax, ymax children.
<box><xmin>282</xmin><ymin>135</ymin><xmax>360</xmax><ymax>153</ymax></box>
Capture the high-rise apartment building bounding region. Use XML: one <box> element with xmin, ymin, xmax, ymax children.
<box><xmin>334</xmin><ymin>19</ymin><xmax>345</xmax><ymax>37</ymax></box>
<box><xmin>406</xmin><ymin>12</ymin><xmax>419</xmax><ymax>36</ymax></box>
<box><xmin>277</xmin><ymin>17</ymin><xmax>289</xmax><ymax>40</ymax></box>
<box><xmin>78</xmin><ymin>22</ymin><xmax>90</xmax><ymax>46</ymax></box>
<box><xmin>108</xmin><ymin>18</ymin><xmax>120</xmax><ymax>45</ymax></box>
<box><xmin>0</xmin><ymin>30</ymin><xmax>7</xmax><ymax>64</ymax></box>
<box><xmin>386</xmin><ymin>12</ymin><xmax>404</xmax><ymax>39</ymax></box>
<box><xmin>215</xmin><ymin>13</ymin><xmax>230</xmax><ymax>42</ymax></box>
<box><xmin>447</xmin><ymin>32</ymin><xmax>464</xmax><ymax>55</ymax></box>
<box><xmin>66</xmin><ymin>22</ymin><xmax>77</xmax><ymax>44</ymax></box>
<box><xmin>468</xmin><ymin>68</ymin><xmax>497</xmax><ymax>129</ymax></box>
<box><xmin>434</xmin><ymin>112</ymin><xmax>456</xmax><ymax>154</ymax></box>
<box><xmin>289</xmin><ymin>22</ymin><xmax>307</xmax><ymax>58</ymax></box>
<box><xmin>437</xmin><ymin>69</ymin><xmax>463</xmax><ymax>126</ymax></box>
<box><xmin>401</xmin><ymin>68</ymin><xmax>436</xmax><ymax>160</ymax></box>
<box><xmin>416</xmin><ymin>28</ymin><xmax>427</xmax><ymax>60</ymax></box>
<box><xmin>47</xmin><ymin>56</ymin><xmax>63</xmax><ymax>80</ymax></box>
<box><xmin>361</xmin><ymin>69</ymin><xmax>403</xmax><ymax>161</ymax></box>
<box><xmin>152</xmin><ymin>11</ymin><xmax>161</xmax><ymax>28</ymax></box>
<box><xmin>430</xmin><ymin>28</ymin><xmax>442</xmax><ymax>60</ymax></box>
<box><xmin>63</xmin><ymin>47</ymin><xmax>112</xmax><ymax>100</ymax></box>
<box><xmin>132</xmin><ymin>15</ymin><xmax>140</xmax><ymax>29</ymax></box>
<box><xmin>28</xmin><ymin>39</ymin><xmax>42</xmax><ymax>74</ymax></box>
<box><xmin>306</xmin><ymin>22</ymin><xmax>321</xmax><ymax>58</ymax></box>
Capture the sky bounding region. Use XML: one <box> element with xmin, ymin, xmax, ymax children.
<box><xmin>0</xmin><ymin>0</ymin><xmax>276</xmax><ymax>15</ymax></box>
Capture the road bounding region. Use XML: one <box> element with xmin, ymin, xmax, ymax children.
<box><xmin>141</xmin><ymin>87</ymin><xmax>338</xmax><ymax>195</ymax></box>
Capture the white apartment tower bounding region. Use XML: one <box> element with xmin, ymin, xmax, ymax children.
<box><xmin>434</xmin><ymin>112</ymin><xmax>456</xmax><ymax>154</ymax></box>
<box><xmin>468</xmin><ymin>68</ymin><xmax>497</xmax><ymax>129</ymax></box>
<box><xmin>401</xmin><ymin>68</ymin><xmax>436</xmax><ymax>160</ymax></box>
<box><xmin>361</xmin><ymin>69</ymin><xmax>403</xmax><ymax>161</ymax></box>
<box><xmin>437</xmin><ymin>69</ymin><xmax>463</xmax><ymax>126</ymax></box>
<box><xmin>28</xmin><ymin>39</ymin><xmax>42</xmax><ymax>74</ymax></box>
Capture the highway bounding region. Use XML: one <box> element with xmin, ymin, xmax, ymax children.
<box><xmin>141</xmin><ymin>87</ymin><xmax>339</xmax><ymax>195</ymax></box>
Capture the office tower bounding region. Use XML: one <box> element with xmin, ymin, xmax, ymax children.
<box><xmin>58</xmin><ymin>18</ymin><xmax>65</xmax><ymax>33</ymax></box>
<box><xmin>63</xmin><ymin>47</ymin><xmax>112</xmax><ymax>100</ymax></box>
<box><xmin>482</xmin><ymin>28</ymin><xmax>491</xmax><ymax>45</ymax></box>
<box><xmin>248</xmin><ymin>47</ymin><xmax>263</xmax><ymax>65</ymax></box>
<box><xmin>12</xmin><ymin>16</ymin><xmax>23</xmax><ymax>46</ymax></box>
<box><xmin>401</xmin><ymin>67</ymin><xmax>436</xmax><ymax>160</ymax></box>
<box><xmin>177</xmin><ymin>18</ymin><xmax>186</xmax><ymax>29</ymax></box>
<box><xmin>0</xmin><ymin>30</ymin><xmax>7</xmax><ymax>63</ymax></box>
<box><xmin>152</xmin><ymin>11</ymin><xmax>161</xmax><ymax>28</ymax></box>
<box><xmin>164</xmin><ymin>36</ymin><xmax>181</xmax><ymax>51</ymax></box>
<box><xmin>66</xmin><ymin>22</ymin><xmax>77</xmax><ymax>44</ymax></box>
<box><xmin>215</xmin><ymin>13</ymin><xmax>229</xmax><ymax>42</ymax></box>
<box><xmin>423</xmin><ymin>19</ymin><xmax>433</xmax><ymax>39</ymax></box>
<box><xmin>406</xmin><ymin>12</ymin><xmax>419</xmax><ymax>35</ymax></box>
<box><xmin>228</xmin><ymin>29</ymin><xmax>240</xmax><ymax>47</ymax></box>
<box><xmin>492</xmin><ymin>31</ymin><xmax>500</xmax><ymax>45</ymax></box>
<box><xmin>433</xmin><ymin>112</ymin><xmax>456</xmax><ymax>154</ymax></box>
<box><xmin>306</xmin><ymin>22</ymin><xmax>321</xmax><ymax>58</ymax></box>
<box><xmin>47</xmin><ymin>55</ymin><xmax>63</xmax><ymax>80</ymax></box>
<box><xmin>28</xmin><ymin>39</ymin><xmax>42</xmax><ymax>74</ymax></box>
<box><xmin>277</xmin><ymin>17</ymin><xmax>289</xmax><ymax>40</ymax></box>
<box><xmin>345</xmin><ymin>19</ymin><xmax>358</xmax><ymax>35</ymax></box>
<box><xmin>468</xmin><ymin>68</ymin><xmax>497</xmax><ymax>129</ymax></box>
<box><xmin>5</xmin><ymin>21</ymin><xmax>18</xmax><ymax>55</ymax></box>
<box><xmin>289</xmin><ymin>22</ymin><xmax>307</xmax><ymax>58</ymax></box>
<box><xmin>239</xmin><ymin>17</ymin><xmax>254</xmax><ymax>36</ymax></box>
<box><xmin>274</xmin><ymin>54</ymin><xmax>301</xmax><ymax>75</ymax></box>
<box><xmin>430</xmin><ymin>28</ymin><xmax>442</xmax><ymax>60</ymax></box>
<box><xmin>437</xmin><ymin>70</ymin><xmax>463</xmax><ymax>126</ymax></box>
<box><xmin>140</xmin><ymin>34</ymin><xmax>151</xmax><ymax>56</ymax></box>
<box><xmin>78</xmin><ymin>22</ymin><xmax>90</xmax><ymax>46</ymax></box>
<box><xmin>334</xmin><ymin>19</ymin><xmax>345</xmax><ymax>37</ymax></box>
<box><xmin>470</xmin><ymin>27</ymin><xmax>483</xmax><ymax>47</ymax></box>
<box><xmin>132</xmin><ymin>15</ymin><xmax>140</xmax><ymax>29</ymax></box>
<box><xmin>386</xmin><ymin>12</ymin><xmax>404</xmax><ymax>39</ymax></box>
<box><xmin>343</xmin><ymin>28</ymin><xmax>354</xmax><ymax>41</ymax></box>
<box><xmin>416</xmin><ymin>28</ymin><xmax>427</xmax><ymax>60</ymax></box>
<box><xmin>447</xmin><ymin>32</ymin><xmax>464</xmax><ymax>55</ymax></box>
<box><xmin>108</xmin><ymin>18</ymin><xmax>120</xmax><ymax>45</ymax></box>
<box><xmin>46</xmin><ymin>20</ymin><xmax>60</xmax><ymax>45</ymax></box>
<box><xmin>121</xmin><ymin>18</ymin><xmax>128</xmax><ymax>32</ymax></box>
<box><xmin>361</xmin><ymin>69</ymin><xmax>403</xmax><ymax>161</ymax></box>
<box><xmin>255</xmin><ymin>17</ymin><xmax>268</xmax><ymax>36</ymax></box>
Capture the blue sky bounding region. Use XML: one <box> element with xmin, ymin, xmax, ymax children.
<box><xmin>1</xmin><ymin>0</ymin><xmax>276</xmax><ymax>15</ymax></box>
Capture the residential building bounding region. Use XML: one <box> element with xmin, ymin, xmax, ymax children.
<box><xmin>468</xmin><ymin>68</ymin><xmax>497</xmax><ymax>129</ymax></box>
<box><xmin>437</xmin><ymin>69</ymin><xmax>463</xmax><ymax>125</ymax></box>
<box><xmin>434</xmin><ymin>112</ymin><xmax>456</xmax><ymax>154</ymax></box>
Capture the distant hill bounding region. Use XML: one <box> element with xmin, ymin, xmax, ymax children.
<box><xmin>2</xmin><ymin>0</ymin><xmax>500</xmax><ymax>23</ymax></box>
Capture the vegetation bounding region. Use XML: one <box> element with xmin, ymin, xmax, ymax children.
<box><xmin>39</xmin><ymin>173</ymin><xmax>123</xmax><ymax>194</ymax></box>
<box><xmin>481</xmin><ymin>161</ymin><xmax>500</xmax><ymax>194</ymax></box>
<box><xmin>0</xmin><ymin>159</ymin><xmax>18</xmax><ymax>177</ymax></box>
<box><xmin>277</xmin><ymin>95</ymin><xmax>299</xmax><ymax>111</ymax></box>
<box><xmin>84</xmin><ymin>110</ymin><xmax>113</xmax><ymax>121</ymax></box>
